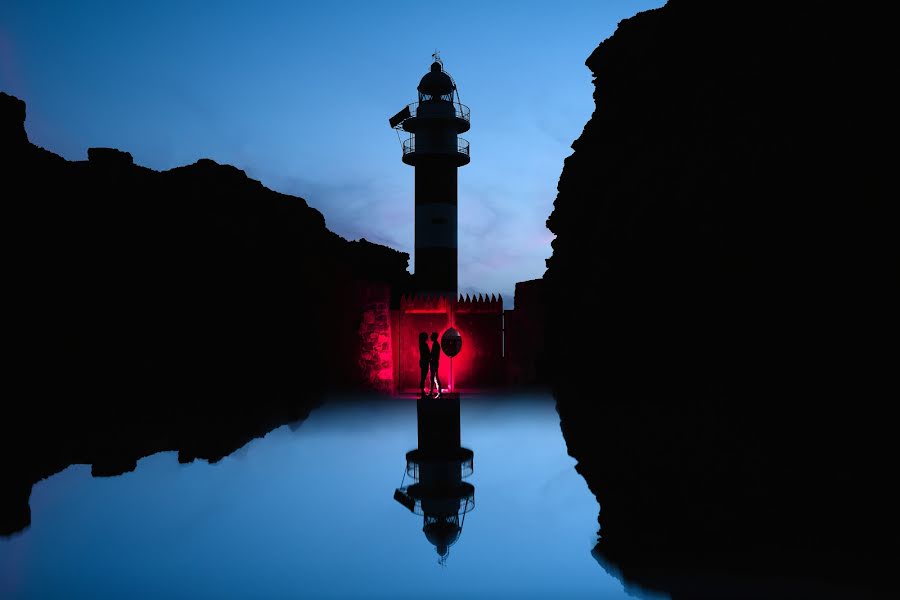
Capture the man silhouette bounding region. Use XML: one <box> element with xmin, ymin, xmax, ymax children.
<box><xmin>418</xmin><ymin>332</ymin><xmax>430</xmax><ymax>397</ymax></box>
<box><xmin>429</xmin><ymin>331</ymin><xmax>442</xmax><ymax>398</ymax></box>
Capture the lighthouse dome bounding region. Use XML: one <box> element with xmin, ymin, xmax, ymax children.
<box><xmin>423</xmin><ymin>519</ymin><xmax>461</xmax><ymax>558</ymax></box>
<box><xmin>417</xmin><ymin>62</ymin><xmax>455</xmax><ymax>99</ymax></box>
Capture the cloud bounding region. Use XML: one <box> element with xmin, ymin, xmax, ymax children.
<box><xmin>267</xmin><ymin>172</ymin><xmax>413</xmax><ymax>253</ymax></box>
<box><xmin>457</xmin><ymin>178</ymin><xmax>554</xmax><ymax>307</ymax></box>
<box><xmin>231</xmin><ymin>154</ymin><xmax>555</xmax><ymax>309</ymax></box>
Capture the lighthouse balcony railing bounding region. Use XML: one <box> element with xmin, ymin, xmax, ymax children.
<box><xmin>405</xmin><ymin>455</ymin><xmax>474</xmax><ymax>481</ymax></box>
<box><xmin>403</xmin><ymin>137</ymin><xmax>470</xmax><ymax>157</ymax></box>
<box><xmin>404</xmin><ymin>101</ymin><xmax>470</xmax><ymax>123</ymax></box>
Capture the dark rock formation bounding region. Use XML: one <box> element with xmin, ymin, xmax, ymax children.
<box><xmin>544</xmin><ymin>2</ymin><xmax>895</xmax><ymax>598</ymax></box>
<box><xmin>357</xmin><ymin>282</ymin><xmax>394</xmax><ymax>393</ymax></box>
<box><xmin>0</xmin><ymin>92</ymin><xmax>27</xmax><ymax>145</ymax></box>
<box><xmin>0</xmin><ymin>91</ymin><xmax>411</xmax><ymax>536</ymax></box>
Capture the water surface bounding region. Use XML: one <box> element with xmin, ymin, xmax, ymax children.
<box><xmin>1</xmin><ymin>393</ymin><xmax>666</xmax><ymax>599</ymax></box>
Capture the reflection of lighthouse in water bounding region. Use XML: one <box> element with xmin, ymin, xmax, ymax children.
<box><xmin>393</xmin><ymin>396</ymin><xmax>474</xmax><ymax>564</ymax></box>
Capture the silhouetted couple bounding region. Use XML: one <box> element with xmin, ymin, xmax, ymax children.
<box><xmin>419</xmin><ymin>331</ymin><xmax>442</xmax><ymax>398</ymax></box>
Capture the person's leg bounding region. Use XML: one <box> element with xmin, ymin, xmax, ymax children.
<box><xmin>420</xmin><ymin>365</ymin><xmax>427</xmax><ymax>394</ymax></box>
<box><xmin>434</xmin><ymin>366</ymin><xmax>442</xmax><ymax>397</ymax></box>
<box><xmin>429</xmin><ymin>364</ymin><xmax>438</xmax><ymax>395</ymax></box>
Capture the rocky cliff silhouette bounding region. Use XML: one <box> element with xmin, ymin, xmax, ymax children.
<box><xmin>0</xmin><ymin>91</ymin><xmax>411</xmax><ymax>536</ymax></box>
<box><xmin>544</xmin><ymin>2</ymin><xmax>895</xmax><ymax>598</ymax></box>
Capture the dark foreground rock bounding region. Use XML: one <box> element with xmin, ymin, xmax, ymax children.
<box><xmin>0</xmin><ymin>91</ymin><xmax>411</xmax><ymax>536</ymax></box>
<box><xmin>544</xmin><ymin>2</ymin><xmax>895</xmax><ymax>598</ymax></box>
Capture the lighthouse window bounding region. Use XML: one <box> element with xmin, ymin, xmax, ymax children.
<box><xmin>431</xmin><ymin>217</ymin><xmax>448</xmax><ymax>225</ymax></box>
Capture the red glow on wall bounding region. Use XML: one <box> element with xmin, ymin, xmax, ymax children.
<box><xmin>357</xmin><ymin>290</ymin><xmax>504</xmax><ymax>395</ymax></box>
<box><xmin>394</xmin><ymin>294</ymin><xmax>503</xmax><ymax>393</ymax></box>
<box><xmin>357</xmin><ymin>284</ymin><xmax>394</xmax><ymax>393</ymax></box>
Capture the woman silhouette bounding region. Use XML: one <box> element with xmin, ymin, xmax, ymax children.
<box><xmin>418</xmin><ymin>332</ymin><xmax>430</xmax><ymax>397</ymax></box>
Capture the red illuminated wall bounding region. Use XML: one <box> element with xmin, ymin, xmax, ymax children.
<box><xmin>455</xmin><ymin>296</ymin><xmax>504</xmax><ymax>387</ymax></box>
<box><xmin>357</xmin><ymin>282</ymin><xmax>394</xmax><ymax>392</ymax></box>
<box><xmin>393</xmin><ymin>293</ymin><xmax>504</xmax><ymax>392</ymax></box>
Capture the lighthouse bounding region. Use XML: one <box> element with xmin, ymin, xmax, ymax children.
<box><xmin>385</xmin><ymin>57</ymin><xmax>503</xmax><ymax>393</ymax></box>
<box><xmin>393</xmin><ymin>396</ymin><xmax>475</xmax><ymax>563</ymax></box>
<box><xmin>389</xmin><ymin>56</ymin><xmax>470</xmax><ymax>297</ymax></box>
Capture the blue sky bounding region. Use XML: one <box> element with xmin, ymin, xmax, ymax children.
<box><xmin>1</xmin><ymin>0</ymin><xmax>665</xmax><ymax>305</ymax></box>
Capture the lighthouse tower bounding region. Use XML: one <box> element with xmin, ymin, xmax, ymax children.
<box><xmin>390</xmin><ymin>57</ymin><xmax>470</xmax><ymax>297</ymax></box>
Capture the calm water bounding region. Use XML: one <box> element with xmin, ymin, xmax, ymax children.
<box><xmin>0</xmin><ymin>393</ymin><xmax>666</xmax><ymax>599</ymax></box>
